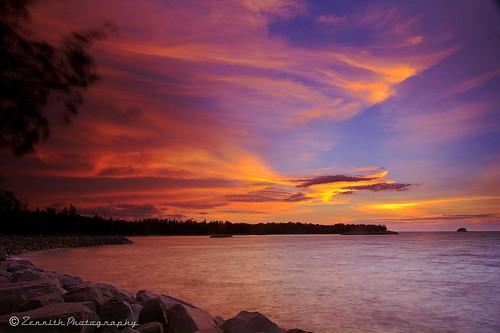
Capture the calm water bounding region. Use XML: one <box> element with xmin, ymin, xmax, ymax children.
<box><xmin>23</xmin><ymin>233</ymin><xmax>500</xmax><ymax>333</ymax></box>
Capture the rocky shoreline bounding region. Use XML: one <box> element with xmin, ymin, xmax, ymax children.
<box><xmin>0</xmin><ymin>235</ymin><xmax>133</xmax><ymax>259</ymax></box>
<box><xmin>0</xmin><ymin>238</ymin><xmax>312</xmax><ymax>333</ymax></box>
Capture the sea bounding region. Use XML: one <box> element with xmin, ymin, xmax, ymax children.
<box><xmin>23</xmin><ymin>232</ymin><xmax>500</xmax><ymax>333</ymax></box>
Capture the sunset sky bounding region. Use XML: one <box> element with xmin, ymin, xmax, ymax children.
<box><xmin>1</xmin><ymin>0</ymin><xmax>500</xmax><ymax>230</ymax></box>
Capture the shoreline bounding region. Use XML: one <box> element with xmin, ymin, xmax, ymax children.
<box><xmin>0</xmin><ymin>236</ymin><xmax>311</xmax><ymax>333</ymax></box>
<box><xmin>0</xmin><ymin>235</ymin><xmax>133</xmax><ymax>259</ymax></box>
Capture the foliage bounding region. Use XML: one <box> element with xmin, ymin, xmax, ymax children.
<box><xmin>0</xmin><ymin>0</ymin><xmax>105</xmax><ymax>155</ymax></box>
<box><xmin>0</xmin><ymin>193</ymin><xmax>387</xmax><ymax>235</ymax></box>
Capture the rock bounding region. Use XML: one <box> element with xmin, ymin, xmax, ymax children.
<box><xmin>100</xmin><ymin>300</ymin><xmax>135</xmax><ymax>322</ymax></box>
<box><xmin>11</xmin><ymin>269</ymin><xmax>84</xmax><ymax>289</ymax></box>
<box><xmin>139</xmin><ymin>298</ymin><xmax>169</xmax><ymax>327</ymax></box>
<box><xmin>287</xmin><ymin>329</ymin><xmax>313</xmax><ymax>333</ymax></box>
<box><xmin>167</xmin><ymin>303</ymin><xmax>216</xmax><ymax>333</ymax></box>
<box><xmin>0</xmin><ymin>278</ymin><xmax>65</xmax><ymax>315</ymax></box>
<box><xmin>137</xmin><ymin>321</ymin><xmax>164</xmax><ymax>333</ymax></box>
<box><xmin>0</xmin><ymin>302</ymin><xmax>99</xmax><ymax>333</ymax></box>
<box><xmin>78</xmin><ymin>301</ymin><xmax>98</xmax><ymax>313</ymax></box>
<box><xmin>223</xmin><ymin>311</ymin><xmax>285</xmax><ymax>333</ymax></box>
<box><xmin>137</xmin><ymin>290</ymin><xmax>160</xmax><ymax>303</ymax></box>
<box><xmin>63</xmin><ymin>281</ymin><xmax>135</xmax><ymax>310</ymax></box>
<box><xmin>130</xmin><ymin>303</ymin><xmax>143</xmax><ymax>323</ymax></box>
<box><xmin>0</xmin><ymin>271</ymin><xmax>11</xmax><ymax>283</ymax></box>
<box><xmin>16</xmin><ymin>291</ymin><xmax>65</xmax><ymax>312</ymax></box>
<box><xmin>136</xmin><ymin>290</ymin><xmax>195</xmax><ymax>309</ymax></box>
<box><xmin>11</xmin><ymin>269</ymin><xmax>44</xmax><ymax>282</ymax></box>
<box><xmin>0</xmin><ymin>259</ymin><xmax>35</xmax><ymax>273</ymax></box>
<box><xmin>42</xmin><ymin>271</ymin><xmax>84</xmax><ymax>289</ymax></box>
<box><xmin>139</xmin><ymin>296</ymin><xmax>217</xmax><ymax>333</ymax></box>
<box><xmin>102</xmin><ymin>327</ymin><xmax>140</xmax><ymax>333</ymax></box>
<box><xmin>194</xmin><ymin>329</ymin><xmax>224</xmax><ymax>333</ymax></box>
<box><xmin>214</xmin><ymin>316</ymin><xmax>225</xmax><ymax>327</ymax></box>
<box><xmin>457</xmin><ymin>227</ymin><xmax>467</xmax><ymax>232</ymax></box>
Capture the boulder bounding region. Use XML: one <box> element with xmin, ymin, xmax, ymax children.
<box><xmin>222</xmin><ymin>311</ymin><xmax>285</xmax><ymax>333</ymax></box>
<box><xmin>100</xmin><ymin>300</ymin><xmax>135</xmax><ymax>322</ymax></box>
<box><xmin>167</xmin><ymin>303</ymin><xmax>217</xmax><ymax>333</ymax></box>
<box><xmin>42</xmin><ymin>271</ymin><xmax>84</xmax><ymax>289</ymax></box>
<box><xmin>0</xmin><ymin>271</ymin><xmax>11</xmax><ymax>283</ymax></box>
<box><xmin>287</xmin><ymin>329</ymin><xmax>313</xmax><ymax>333</ymax></box>
<box><xmin>136</xmin><ymin>291</ymin><xmax>195</xmax><ymax>309</ymax></box>
<box><xmin>78</xmin><ymin>301</ymin><xmax>98</xmax><ymax>313</ymax></box>
<box><xmin>0</xmin><ymin>278</ymin><xmax>65</xmax><ymax>315</ymax></box>
<box><xmin>139</xmin><ymin>296</ymin><xmax>217</xmax><ymax>333</ymax></box>
<box><xmin>137</xmin><ymin>321</ymin><xmax>164</xmax><ymax>333</ymax></box>
<box><xmin>138</xmin><ymin>298</ymin><xmax>169</xmax><ymax>327</ymax></box>
<box><xmin>11</xmin><ymin>269</ymin><xmax>84</xmax><ymax>289</ymax></box>
<box><xmin>11</xmin><ymin>269</ymin><xmax>44</xmax><ymax>282</ymax></box>
<box><xmin>136</xmin><ymin>290</ymin><xmax>160</xmax><ymax>303</ymax></box>
<box><xmin>194</xmin><ymin>329</ymin><xmax>224</xmax><ymax>333</ymax></box>
<box><xmin>130</xmin><ymin>303</ymin><xmax>143</xmax><ymax>323</ymax></box>
<box><xmin>0</xmin><ymin>259</ymin><xmax>35</xmax><ymax>273</ymax></box>
<box><xmin>63</xmin><ymin>282</ymin><xmax>135</xmax><ymax>310</ymax></box>
<box><xmin>0</xmin><ymin>302</ymin><xmax>99</xmax><ymax>333</ymax></box>
<box><xmin>102</xmin><ymin>327</ymin><xmax>140</xmax><ymax>333</ymax></box>
<box><xmin>214</xmin><ymin>316</ymin><xmax>224</xmax><ymax>328</ymax></box>
<box><xmin>16</xmin><ymin>291</ymin><xmax>65</xmax><ymax>312</ymax></box>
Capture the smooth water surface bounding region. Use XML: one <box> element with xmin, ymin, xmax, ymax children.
<box><xmin>23</xmin><ymin>233</ymin><xmax>500</xmax><ymax>333</ymax></box>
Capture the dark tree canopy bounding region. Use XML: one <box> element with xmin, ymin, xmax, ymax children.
<box><xmin>0</xmin><ymin>0</ymin><xmax>105</xmax><ymax>155</ymax></box>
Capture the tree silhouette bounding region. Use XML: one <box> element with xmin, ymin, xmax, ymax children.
<box><xmin>0</xmin><ymin>0</ymin><xmax>105</xmax><ymax>155</ymax></box>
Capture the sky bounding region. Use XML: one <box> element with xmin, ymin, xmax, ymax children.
<box><xmin>1</xmin><ymin>0</ymin><xmax>500</xmax><ymax>230</ymax></box>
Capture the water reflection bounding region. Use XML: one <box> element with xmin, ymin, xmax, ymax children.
<box><xmin>24</xmin><ymin>233</ymin><xmax>500</xmax><ymax>333</ymax></box>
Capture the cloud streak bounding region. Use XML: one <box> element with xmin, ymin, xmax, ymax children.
<box><xmin>0</xmin><ymin>0</ymin><xmax>498</xmax><ymax>226</ymax></box>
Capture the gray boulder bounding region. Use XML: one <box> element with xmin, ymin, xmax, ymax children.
<box><xmin>137</xmin><ymin>321</ymin><xmax>164</xmax><ymax>333</ymax></box>
<box><xmin>0</xmin><ymin>271</ymin><xmax>11</xmax><ymax>283</ymax></box>
<box><xmin>0</xmin><ymin>302</ymin><xmax>99</xmax><ymax>332</ymax></box>
<box><xmin>139</xmin><ymin>296</ymin><xmax>217</xmax><ymax>333</ymax></box>
<box><xmin>167</xmin><ymin>303</ymin><xmax>217</xmax><ymax>333</ymax></box>
<box><xmin>0</xmin><ymin>278</ymin><xmax>65</xmax><ymax>315</ymax></box>
<box><xmin>11</xmin><ymin>269</ymin><xmax>44</xmax><ymax>282</ymax></box>
<box><xmin>138</xmin><ymin>298</ymin><xmax>169</xmax><ymax>327</ymax></box>
<box><xmin>16</xmin><ymin>291</ymin><xmax>65</xmax><ymax>312</ymax></box>
<box><xmin>136</xmin><ymin>290</ymin><xmax>160</xmax><ymax>303</ymax></box>
<box><xmin>214</xmin><ymin>316</ymin><xmax>224</xmax><ymax>328</ymax></box>
<box><xmin>130</xmin><ymin>303</ymin><xmax>143</xmax><ymax>323</ymax></box>
<box><xmin>10</xmin><ymin>269</ymin><xmax>83</xmax><ymax>289</ymax></box>
<box><xmin>223</xmin><ymin>311</ymin><xmax>285</xmax><ymax>333</ymax></box>
<box><xmin>0</xmin><ymin>259</ymin><xmax>35</xmax><ymax>273</ymax></box>
<box><xmin>102</xmin><ymin>327</ymin><xmax>140</xmax><ymax>333</ymax></box>
<box><xmin>100</xmin><ymin>300</ymin><xmax>136</xmax><ymax>322</ymax></box>
<box><xmin>42</xmin><ymin>271</ymin><xmax>84</xmax><ymax>289</ymax></box>
<box><xmin>63</xmin><ymin>282</ymin><xmax>135</xmax><ymax>310</ymax></box>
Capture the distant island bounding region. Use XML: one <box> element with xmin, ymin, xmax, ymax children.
<box><xmin>457</xmin><ymin>227</ymin><xmax>468</xmax><ymax>232</ymax></box>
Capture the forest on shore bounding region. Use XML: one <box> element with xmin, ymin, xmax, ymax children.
<box><xmin>0</xmin><ymin>190</ymin><xmax>388</xmax><ymax>235</ymax></box>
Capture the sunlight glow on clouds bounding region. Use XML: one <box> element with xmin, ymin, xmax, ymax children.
<box><xmin>1</xmin><ymin>0</ymin><xmax>499</xmax><ymax>229</ymax></box>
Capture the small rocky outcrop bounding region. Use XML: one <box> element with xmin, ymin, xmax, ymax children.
<box><xmin>457</xmin><ymin>227</ymin><xmax>467</xmax><ymax>232</ymax></box>
<box><xmin>223</xmin><ymin>311</ymin><xmax>286</xmax><ymax>333</ymax></box>
<box><xmin>0</xmin><ymin>258</ymin><xmax>312</xmax><ymax>333</ymax></box>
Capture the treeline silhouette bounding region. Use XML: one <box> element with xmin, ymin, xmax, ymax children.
<box><xmin>0</xmin><ymin>191</ymin><xmax>388</xmax><ymax>235</ymax></box>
